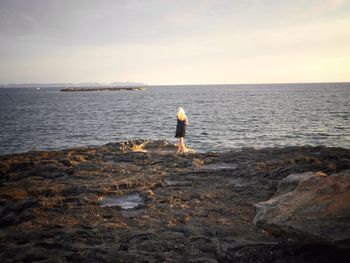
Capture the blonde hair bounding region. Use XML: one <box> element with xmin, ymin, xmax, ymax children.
<box><xmin>177</xmin><ymin>107</ymin><xmax>187</xmax><ymax>121</ymax></box>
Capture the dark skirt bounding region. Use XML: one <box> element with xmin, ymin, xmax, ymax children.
<box><xmin>175</xmin><ymin>119</ymin><xmax>186</xmax><ymax>138</ymax></box>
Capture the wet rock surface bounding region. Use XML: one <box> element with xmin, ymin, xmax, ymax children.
<box><xmin>0</xmin><ymin>139</ymin><xmax>349</xmax><ymax>262</ymax></box>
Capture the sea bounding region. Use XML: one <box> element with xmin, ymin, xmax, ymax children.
<box><xmin>0</xmin><ymin>83</ymin><xmax>349</xmax><ymax>155</ymax></box>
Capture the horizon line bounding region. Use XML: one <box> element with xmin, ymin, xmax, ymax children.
<box><xmin>150</xmin><ymin>81</ymin><xmax>350</xmax><ymax>86</ymax></box>
<box><xmin>1</xmin><ymin>81</ymin><xmax>349</xmax><ymax>88</ymax></box>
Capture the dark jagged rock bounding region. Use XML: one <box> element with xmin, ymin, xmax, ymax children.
<box><xmin>0</xmin><ymin>140</ymin><xmax>350</xmax><ymax>262</ymax></box>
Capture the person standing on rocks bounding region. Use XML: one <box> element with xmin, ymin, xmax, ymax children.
<box><xmin>175</xmin><ymin>107</ymin><xmax>189</xmax><ymax>153</ymax></box>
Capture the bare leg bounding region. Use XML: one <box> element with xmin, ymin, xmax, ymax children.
<box><xmin>178</xmin><ymin>137</ymin><xmax>185</xmax><ymax>152</ymax></box>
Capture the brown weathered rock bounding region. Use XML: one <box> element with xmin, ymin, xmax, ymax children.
<box><xmin>1</xmin><ymin>141</ymin><xmax>350</xmax><ymax>262</ymax></box>
<box><xmin>254</xmin><ymin>171</ymin><xmax>350</xmax><ymax>248</ymax></box>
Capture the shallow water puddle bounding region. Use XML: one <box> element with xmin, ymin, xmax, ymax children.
<box><xmin>104</xmin><ymin>154</ymin><xmax>114</xmax><ymax>160</ymax></box>
<box><xmin>100</xmin><ymin>192</ymin><xmax>144</xmax><ymax>209</ymax></box>
<box><xmin>105</xmin><ymin>160</ymin><xmax>117</xmax><ymax>165</ymax></box>
<box><xmin>104</xmin><ymin>161</ymin><xmax>135</xmax><ymax>168</ymax></box>
<box><xmin>200</xmin><ymin>163</ymin><xmax>238</xmax><ymax>171</ymax></box>
<box><xmin>165</xmin><ymin>180</ymin><xmax>192</xmax><ymax>186</ymax></box>
<box><xmin>229</xmin><ymin>178</ymin><xmax>249</xmax><ymax>187</ymax></box>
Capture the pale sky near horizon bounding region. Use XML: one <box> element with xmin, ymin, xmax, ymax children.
<box><xmin>0</xmin><ymin>0</ymin><xmax>349</xmax><ymax>85</ymax></box>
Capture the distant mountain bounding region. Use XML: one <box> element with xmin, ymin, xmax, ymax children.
<box><xmin>0</xmin><ymin>82</ymin><xmax>147</xmax><ymax>88</ymax></box>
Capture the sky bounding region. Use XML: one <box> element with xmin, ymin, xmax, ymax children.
<box><xmin>0</xmin><ymin>0</ymin><xmax>349</xmax><ymax>85</ymax></box>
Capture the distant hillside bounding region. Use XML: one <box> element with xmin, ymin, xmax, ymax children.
<box><xmin>0</xmin><ymin>82</ymin><xmax>146</xmax><ymax>88</ymax></box>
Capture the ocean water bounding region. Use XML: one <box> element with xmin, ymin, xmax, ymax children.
<box><xmin>0</xmin><ymin>83</ymin><xmax>349</xmax><ymax>155</ymax></box>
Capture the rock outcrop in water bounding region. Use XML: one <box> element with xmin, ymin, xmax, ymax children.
<box><xmin>61</xmin><ymin>87</ymin><xmax>145</xmax><ymax>92</ymax></box>
<box><xmin>0</xmin><ymin>139</ymin><xmax>349</xmax><ymax>262</ymax></box>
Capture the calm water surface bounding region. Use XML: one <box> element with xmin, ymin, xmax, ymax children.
<box><xmin>0</xmin><ymin>83</ymin><xmax>349</xmax><ymax>155</ymax></box>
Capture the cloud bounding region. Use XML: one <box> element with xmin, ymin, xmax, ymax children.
<box><xmin>312</xmin><ymin>0</ymin><xmax>347</xmax><ymax>13</ymax></box>
<box><xmin>0</xmin><ymin>0</ymin><xmax>350</xmax><ymax>84</ymax></box>
<box><xmin>326</xmin><ymin>0</ymin><xmax>346</xmax><ymax>8</ymax></box>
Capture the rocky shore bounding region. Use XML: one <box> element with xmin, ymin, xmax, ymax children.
<box><xmin>0</xmin><ymin>140</ymin><xmax>349</xmax><ymax>262</ymax></box>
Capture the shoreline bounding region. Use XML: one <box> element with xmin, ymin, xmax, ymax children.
<box><xmin>1</xmin><ymin>141</ymin><xmax>349</xmax><ymax>159</ymax></box>
<box><xmin>0</xmin><ymin>139</ymin><xmax>349</xmax><ymax>262</ymax></box>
